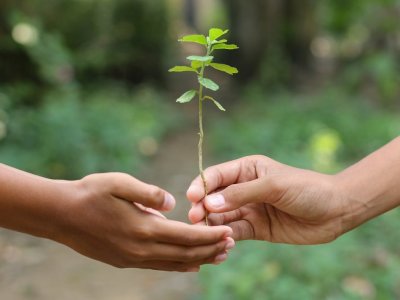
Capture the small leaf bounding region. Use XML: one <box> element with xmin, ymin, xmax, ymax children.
<box><xmin>169</xmin><ymin>66</ymin><xmax>198</xmax><ymax>73</ymax></box>
<box><xmin>176</xmin><ymin>90</ymin><xmax>197</xmax><ymax>103</ymax></box>
<box><xmin>178</xmin><ymin>34</ymin><xmax>207</xmax><ymax>45</ymax></box>
<box><xmin>191</xmin><ymin>61</ymin><xmax>203</xmax><ymax>70</ymax></box>
<box><xmin>198</xmin><ymin>77</ymin><xmax>219</xmax><ymax>91</ymax></box>
<box><xmin>209</xmin><ymin>28</ymin><xmax>229</xmax><ymax>41</ymax></box>
<box><xmin>212</xmin><ymin>43</ymin><xmax>239</xmax><ymax>51</ymax></box>
<box><xmin>187</xmin><ymin>55</ymin><xmax>214</xmax><ymax>62</ymax></box>
<box><xmin>204</xmin><ymin>96</ymin><xmax>226</xmax><ymax>111</ymax></box>
<box><xmin>210</xmin><ymin>63</ymin><xmax>238</xmax><ymax>75</ymax></box>
<box><xmin>212</xmin><ymin>39</ymin><xmax>228</xmax><ymax>45</ymax></box>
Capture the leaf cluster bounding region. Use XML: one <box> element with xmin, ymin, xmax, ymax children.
<box><xmin>169</xmin><ymin>28</ymin><xmax>239</xmax><ymax>111</ymax></box>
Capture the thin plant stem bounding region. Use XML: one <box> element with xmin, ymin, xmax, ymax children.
<box><xmin>198</xmin><ymin>43</ymin><xmax>212</xmax><ymax>226</ymax></box>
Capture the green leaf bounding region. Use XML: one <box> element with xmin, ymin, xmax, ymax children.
<box><xmin>209</xmin><ymin>28</ymin><xmax>229</xmax><ymax>41</ymax></box>
<box><xmin>210</xmin><ymin>63</ymin><xmax>238</xmax><ymax>75</ymax></box>
<box><xmin>176</xmin><ymin>90</ymin><xmax>197</xmax><ymax>103</ymax></box>
<box><xmin>178</xmin><ymin>34</ymin><xmax>207</xmax><ymax>45</ymax></box>
<box><xmin>191</xmin><ymin>61</ymin><xmax>203</xmax><ymax>70</ymax></box>
<box><xmin>169</xmin><ymin>66</ymin><xmax>198</xmax><ymax>73</ymax></box>
<box><xmin>212</xmin><ymin>43</ymin><xmax>239</xmax><ymax>51</ymax></box>
<box><xmin>187</xmin><ymin>55</ymin><xmax>214</xmax><ymax>62</ymax></box>
<box><xmin>212</xmin><ymin>39</ymin><xmax>228</xmax><ymax>45</ymax></box>
<box><xmin>204</xmin><ymin>96</ymin><xmax>226</xmax><ymax>111</ymax></box>
<box><xmin>198</xmin><ymin>77</ymin><xmax>219</xmax><ymax>91</ymax></box>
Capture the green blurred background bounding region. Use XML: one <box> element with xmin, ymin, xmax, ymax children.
<box><xmin>0</xmin><ymin>0</ymin><xmax>399</xmax><ymax>299</ymax></box>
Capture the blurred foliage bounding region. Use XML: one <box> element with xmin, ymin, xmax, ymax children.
<box><xmin>0</xmin><ymin>85</ymin><xmax>179</xmax><ymax>179</ymax></box>
<box><xmin>210</xmin><ymin>86</ymin><xmax>399</xmax><ymax>173</ymax></box>
<box><xmin>222</xmin><ymin>0</ymin><xmax>400</xmax><ymax>106</ymax></box>
<box><xmin>0</xmin><ymin>0</ymin><xmax>176</xmax><ymax>178</ymax></box>
<box><xmin>318</xmin><ymin>0</ymin><xmax>400</xmax><ymax>107</ymax></box>
<box><xmin>0</xmin><ymin>0</ymin><xmax>169</xmax><ymax>88</ymax></box>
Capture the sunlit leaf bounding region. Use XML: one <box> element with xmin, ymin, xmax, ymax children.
<box><xmin>178</xmin><ymin>34</ymin><xmax>207</xmax><ymax>45</ymax></box>
<box><xmin>212</xmin><ymin>43</ymin><xmax>239</xmax><ymax>51</ymax></box>
<box><xmin>212</xmin><ymin>39</ymin><xmax>228</xmax><ymax>45</ymax></box>
<box><xmin>210</xmin><ymin>63</ymin><xmax>238</xmax><ymax>75</ymax></box>
<box><xmin>198</xmin><ymin>77</ymin><xmax>219</xmax><ymax>91</ymax></box>
<box><xmin>187</xmin><ymin>55</ymin><xmax>214</xmax><ymax>62</ymax></box>
<box><xmin>191</xmin><ymin>61</ymin><xmax>203</xmax><ymax>70</ymax></box>
<box><xmin>176</xmin><ymin>90</ymin><xmax>197</xmax><ymax>103</ymax></box>
<box><xmin>169</xmin><ymin>66</ymin><xmax>198</xmax><ymax>73</ymax></box>
<box><xmin>209</xmin><ymin>28</ymin><xmax>229</xmax><ymax>41</ymax></box>
<box><xmin>204</xmin><ymin>96</ymin><xmax>226</xmax><ymax>111</ymax></box>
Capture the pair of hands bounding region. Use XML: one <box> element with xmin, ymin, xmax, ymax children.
<box><xmin>53</xmin><ymin>137</ymin><xmax>400</xmax><ymax>271</ymax></box>
<box><xmin>62</xmin><ymin>156</ymin><xmax>348</xmax><ymax>270</ymax></box>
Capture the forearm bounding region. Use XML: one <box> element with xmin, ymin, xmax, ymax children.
<box><xmin>0</xmin><ymin>164</ymin><xmax>76</xmax><ymax>240</ymax></box>
<box><xmin>335</xmin><ymin>137</ymin><xmax>400</xmax><ymax>232</ymax></box>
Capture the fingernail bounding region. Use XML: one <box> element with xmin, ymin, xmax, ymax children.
<box><xmin>214</xmin><ymin>253</ymin><xmax>228</xmax><ymax>264</ymax></box>
<box><xmin>187</xmin><ymin>185</ymin><xmax>204</xmax><ymax>199</ymax></box>
<box><xmin>225</xmin><ymin>239</ymin><xmax>235</xmax><ymax>250</ymax></box>
<box><xmin>163</xmin><ymin>193</ymin><xmax>175</xmax><ymax>210</ymax></box>
<box><xmin>206</xmin><ymin>194</ymin><xmax>225</xmax><ymax>208</ymax></box>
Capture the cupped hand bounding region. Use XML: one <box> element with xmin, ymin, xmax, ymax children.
<box><xmin>56</xmin><ymin>173</ymin><xmax>234</xmax><ymax>271</ymax></box>
<box><xmin>187</xmin><ymin>155</ymin><xmax>347</xmax><ymax>245</ymax></box>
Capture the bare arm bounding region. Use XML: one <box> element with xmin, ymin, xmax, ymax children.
<box><xmin>187</xmin><ymin>137</ymin><xmax>400</xmax><ymax>244</ymax></box>
<box><xmin>0</xmin><ymin>164</ymin><xmax>234</xmax><ymax>271</ymax></box>
<box><xmin>336</xmin><ymin>136</ymin><xmax>400</xmax><ymax>233</ymax></box>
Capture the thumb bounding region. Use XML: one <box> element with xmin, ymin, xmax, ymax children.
<box><xmin>110</xmin><ymin>174</ymin><xmax>176</xmax><ymax>211</ymax></box>
<box><xmin>204</xmin><ymin>177</ymin><xmax>284</xmax><ymax>213</ymax></box>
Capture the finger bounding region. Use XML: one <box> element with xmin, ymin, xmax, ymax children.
<box><xmin>147</xmin><ymin>237</ymin><xmax>235</xmax><ymax>263</ymax></box>
<box><xmin>186</xmin><ymin>159</ymin><xmax>245</xmax><ymax>203</ymax></box>
<box><xmin>228</xmin><ymin>220</ymin><xmax>255</xmax><ymax>241</ymax></box>
<box><xmin>207</xmin><ymin>210</ymin><xmax>243</xmax><ymax>226</ymax></box>
<box><xmin>154</xmin><ymin>219</ymin><xmax>232</xmax><ymax>246</ymax></box>
<box><xmin>204</xmin><ymin>177</ymin><xmax>283</xmax><ymax>213</ymax></box>
<box><xmin>110</xmin><ymin>173</ymin><xmax>175</xmax><ymax>211</ymax></box>
<box><xmin>188</xmin><ymin>202</ymin><xmax>206</xmax><ymax>224</ymax></box>
<box><xmin>134</xmin><ymin>203</ymin><xmax>166</xmax><ymax>219</ymax></box>
<box><xmin>132</xmin><ymin>248</ymin><xmax>232</xmax><ymax>272</ymax></box>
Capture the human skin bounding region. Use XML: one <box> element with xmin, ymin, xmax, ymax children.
<box><xmin>0</xmin><ymin>164</ymin><xmax>235</xmax><ymax>271</ymax></box>
<box><xmin>187</xmin><ymin>137</ymin><xmax>400</xmax><ymax>245</ymax></box>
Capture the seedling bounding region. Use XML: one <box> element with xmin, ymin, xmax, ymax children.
<box><xmin>169</xmin><ymin>28</ymin><xmax>239</xmax><ymax>225</ymax></box>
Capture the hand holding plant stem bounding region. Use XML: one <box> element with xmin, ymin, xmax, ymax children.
<box><xmin>169</xmin><ymin>28</ymin><xmax>239</xmax><ymax>225</ymax></box>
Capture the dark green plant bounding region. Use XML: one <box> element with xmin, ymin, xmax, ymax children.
<box><xmin>169</xmin><ymin>28</ymin><xmax>239</xmax><ymax>224</ymax></box>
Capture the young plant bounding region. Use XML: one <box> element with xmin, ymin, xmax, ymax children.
<box><xmin>169</xmin><ymin>28</ymin><xmax>239</xmax><ymax>225</ymax></box>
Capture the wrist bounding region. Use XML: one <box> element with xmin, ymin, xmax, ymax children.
<box><xmin>333</xmin><ymin>141</ymin><xmax>400</xmax><ymax>234</ymax></box>
<box><xmin>45</xmin><ymin>179</ymin><xmax>86</xmax><ymax>244</ymax></box>
<box><xmin>332</xmin><ymin>172</ymin><xmax>369</xmax><ymax>235</ymax></box>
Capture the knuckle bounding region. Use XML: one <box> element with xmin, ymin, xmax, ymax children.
<box><xmin>224</xmin><ymin>185</ymin><xmax>242</xmax><ymax>204</ymax></box>
<box><xmin>133</xmin><ymin>224</ymin><xmax>154</xmax><ymax>240</ymax></box>
<box><xmin>130</xmin><ymin>245</ymin><xmax>148</xmax><ymax>260</ymax></box>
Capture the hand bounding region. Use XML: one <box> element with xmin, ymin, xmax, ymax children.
<box><xmin>54</xmin><ymin>173</ymin><xmax>234</xmax><ymax>271</ymax></box>
<box><xmin>187</xmin><ymin>155</ymin><xmax>346</xmax><ymax>245</ymax></box>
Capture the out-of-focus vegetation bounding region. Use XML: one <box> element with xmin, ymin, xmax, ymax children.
<box><xmin>0</xmin><ymin>0</ymin><xmax>177</xmax><ymax>178</ymax></box>
<box><xmin>0</xmin><ymin>85</ymin><xmax>178</xmax><ymax>178</ymax></box>
<box><xmin>0</xmin><ymin>0</ymin><xmax>399</xmax><ymax>298</ymax></box>
<box><xmin>210</xmin><ymin>86</ymin><xmax>400</xmax><ymax>173</ymax></box>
